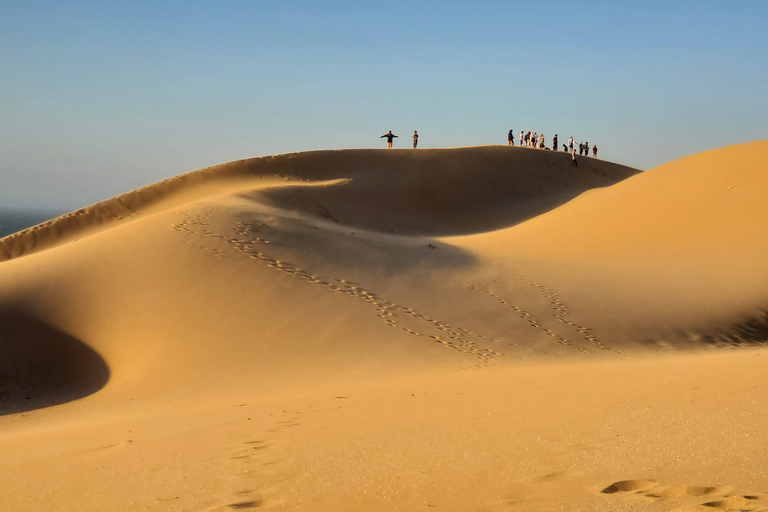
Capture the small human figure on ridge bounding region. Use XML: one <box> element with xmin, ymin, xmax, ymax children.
<box><xmin>508</xmin><ymin>129</ymin><xmax>515</xmax><ymax>145</ymax></box>
<box><xmin>381</xmin><ymin>130</ymin><xmax>398</xmax><ymax>148</ymax></box>
<box><xmin>413</xmin><ymin>131</ymin><xmax>419</xmax><ymax>149</ymax></box>
<box><xmin>593</xmin><ymin>144</ymin><xmax>598</xmax><ymax>158</ymax></box>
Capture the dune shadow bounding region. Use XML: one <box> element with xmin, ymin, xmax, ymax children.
<box><xmin>249</xmin><ymin>147</ymin><xmax>640</xmax><ymax>237</ymax></box>
<box><xmin>0</xmin><ymin>310</ymin><xmax>109</xmax><ymax>416</ymax></box>
<box><xmin>701</xmin><ymin>310</ymin><xmax>768</xmax><ymax>347</ymax></box>
<box><xmin>232</xmin><ymin>207</ymin><xmax>476</xmax><ymax>276</ymax></box>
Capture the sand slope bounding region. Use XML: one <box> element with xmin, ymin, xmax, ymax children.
<box><xmin>454</xmin><ymin>140</ymin><xmax>768</xmax><ymax>346</ymax></box>
<box><xmin>0</xmin><ymin>143</ymin><xmax>767</xmax><ymax>512</ymax></box>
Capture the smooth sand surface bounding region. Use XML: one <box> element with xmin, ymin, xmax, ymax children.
<box><xmin>1</xmin><ymin>143</ymin><xmax>767</xmax><ymax>511</ymax></box>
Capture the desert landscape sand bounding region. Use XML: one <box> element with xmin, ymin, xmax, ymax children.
<box><xmin>1</xmin><ymin>142</ymin><xmax>767</xmax><ymax>511</ymax></box>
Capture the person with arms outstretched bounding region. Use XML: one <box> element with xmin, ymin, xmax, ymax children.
<box><xmin>381</xmin><ymin>130</ymin><xmax>398</xmax><ymax>148</ymax></box>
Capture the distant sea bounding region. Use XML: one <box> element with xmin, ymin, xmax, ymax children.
<box><xmin>0</xmin><ymin>208</ymin><xmax>66</xmax><ymax>238</ymax></box>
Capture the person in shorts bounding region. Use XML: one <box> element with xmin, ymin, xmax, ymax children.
<box><xmin>381</xmin><ymin>131</ymin><xmax>398</xmax><ymax>148</ymax></box>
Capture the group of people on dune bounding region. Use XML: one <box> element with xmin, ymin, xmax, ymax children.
<box><xmin>509</xmin><ymin>130</ymin><xmax>597</xmax><ymax>160</ymax></box>
<box><xmin>379</xmin><ymin>130</ymin><xmax>597</xmax><ymax>163</ymax></box>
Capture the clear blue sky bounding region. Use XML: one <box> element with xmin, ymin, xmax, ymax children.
<box><xmin>1</xmin><ymin>0</ymin><xmax>766</xmax><ymax>210</ymax></box>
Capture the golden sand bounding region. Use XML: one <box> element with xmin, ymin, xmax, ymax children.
<box><xmin>1</xmin><ymin>143</ymin><xmax>766</xmax><ymax>511</ymax></box>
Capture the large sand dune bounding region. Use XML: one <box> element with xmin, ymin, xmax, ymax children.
<box><xmin>0</xmin><ymin>143</ymin><xmax>767</xmax><ymax>512</ymax></box>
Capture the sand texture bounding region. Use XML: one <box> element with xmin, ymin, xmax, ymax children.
<box><xmin>1</xmin><ymin>143</ymin><xmax>767</xmax><ymax>511</ymax></box>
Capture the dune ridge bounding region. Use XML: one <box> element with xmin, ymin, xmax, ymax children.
<box><xmin>0</xmin><ymin>146</ymin><xmax>638</xmax><ymax>261</ymax></box>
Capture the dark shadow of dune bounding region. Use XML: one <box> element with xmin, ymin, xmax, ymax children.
<box><xmin>700</xmin><ymin>310</ymin><xmax>768</xmax><ymax>347</ymax></box>
<box><xmin>251</xmin><ymin>147</ymin><xmax>640</xmax><ymax>236</ymax></box>
<box><xmin>0</xmin><ymin>310</ymin><xmax>109</xmax><ymax>416</ymax></box>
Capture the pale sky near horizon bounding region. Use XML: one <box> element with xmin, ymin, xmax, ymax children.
<box><xmin>1</xmin><ymin>1</ymin><xmax>766</xmax><ymax>210</ymax></box>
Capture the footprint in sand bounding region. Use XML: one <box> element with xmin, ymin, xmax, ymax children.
<box><xmin>217</xmin><ymin>409</ymin><xmax>306</xmax><ymax>511</ymax></box>
<box><xmin>227</xmin><ymin>500</ymin><xmax>263</xmax><ymax>509</ymax></box>
<box><xmin>601</xmin><ymin>479</ymin><xmax>768</xmax><ymax>511</ymax></box>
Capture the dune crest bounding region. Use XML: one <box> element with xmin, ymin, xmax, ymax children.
<box><xmin>0</xmin><ymin>146</ymin><xmax>638</xmax><ymax>261</ymax></box>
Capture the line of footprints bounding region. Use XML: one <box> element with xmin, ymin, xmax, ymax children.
<box><xmin>217</xmin><ymin>409</ymin><xmax>303</xmax><ymax>510</ymax></box>
<box><xmin>173</xmin><ymin>208</ymin><xmax>611</xmax><ymax>362</ymax></box>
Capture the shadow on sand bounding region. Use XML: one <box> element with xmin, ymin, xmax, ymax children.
<box><xmin>0</xmin><ymin>310</ymin><xmax>109</xmax><ymax>416</ymax></box>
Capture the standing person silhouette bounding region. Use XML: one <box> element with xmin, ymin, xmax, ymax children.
<box><xmin>508</xmin><ymin>129</ymin><xmax>514</xmax><ymax>145</ymax></box>
<box><xmin>381</xmin><ymin>130</ymin><xmax>398</xmax><ymax>148</ymax></box>
<box><xmin>553</xmin><ymin>134</ymin><xmax>558</xmax><ymax>151</ymax></box>
<box><xmin>593</xmin><ymin>144</ymin><xmax>598</xmax><ymax>158</ymax></box>
<box><xmin>412</xmin><ymin>131</ymin><xmax>419</xmax><ymax>149</ymax></box>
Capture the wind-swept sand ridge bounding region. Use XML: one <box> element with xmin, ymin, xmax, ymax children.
<box><xmin>0</xmin><ymin>146</ymin><xmax>638</xmax><ymax>261</ymax></box>
<box><xmin>0</xmin><ymin>143</ymin><xmax>767</xmax><ymax>512</ymax></box>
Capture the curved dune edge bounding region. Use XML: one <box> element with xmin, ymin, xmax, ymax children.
<box><xmin>0</xmin><ymin>146</ymin><xmax>639</xmax><ymax>262</ymax></box>
<box><xmin>0</xmin><ymin>156</ymin><xmax>292</xmax><ymax>262</ymax></box>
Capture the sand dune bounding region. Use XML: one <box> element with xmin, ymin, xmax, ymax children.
<box><xmin>0</xmin><ymin>143</ymin><xmax>766</xmax><ymax>512</ymax></box>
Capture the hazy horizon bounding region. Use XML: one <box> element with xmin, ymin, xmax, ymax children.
<box><xmin>0</xmin><ymin>208</ymin><xmax>65</xmax><ymax>238</ymax></box>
